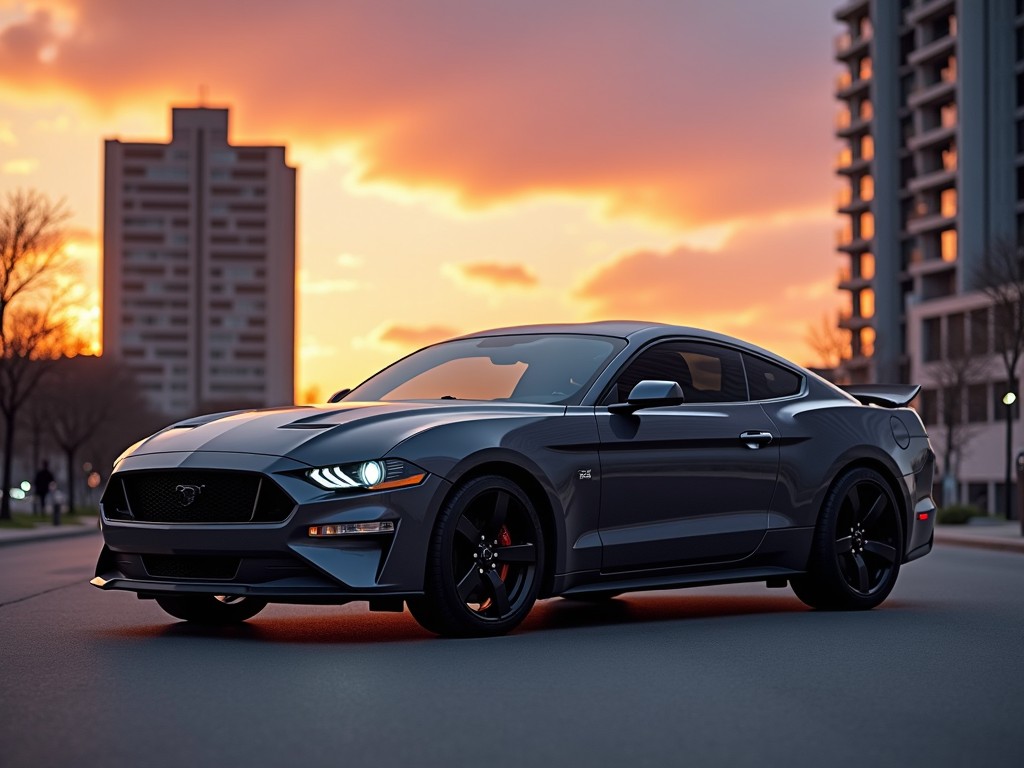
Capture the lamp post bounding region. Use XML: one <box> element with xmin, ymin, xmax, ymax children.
<box><xmin>1004</xmin><ymin>382</ymin><xmax>1017</xmax><ymax>522</ymax></box>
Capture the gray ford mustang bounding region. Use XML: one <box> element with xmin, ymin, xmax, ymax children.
<box><xmin>92</xmin><ymin>321</ymin><xmax>936</xmax><ymax>636</ymax></box>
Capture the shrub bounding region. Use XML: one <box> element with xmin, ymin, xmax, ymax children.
<box><xmin>936</xmin><ymin>504</ymin><xmax>984</xmax><ymax>525</ymax></box>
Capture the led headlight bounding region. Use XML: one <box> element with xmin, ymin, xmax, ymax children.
<box><xmin>307</xmin><ymin>459</ymin><xmax>426</xmax><ymax>491</ymax></box>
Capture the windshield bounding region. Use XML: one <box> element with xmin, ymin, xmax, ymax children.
<box><xmin>344</xmin><ymin>334</ymin><xmax>626</xmax><ymax>405</ymax></box>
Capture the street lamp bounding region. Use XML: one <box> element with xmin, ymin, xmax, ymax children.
<box><xmin>1004</xmin><ymin>381</ymin><xmax>1018</xmax><ymax>523</ymax></box>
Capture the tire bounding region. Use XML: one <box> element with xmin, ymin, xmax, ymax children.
<box><xmin>155</xmin><ymin>594</ymin><xmax>267</xmax><ymax>624</ymax></box>
<box><xmin>408</xmin><ymin>475</ymin><xmax>544</xmax><ymax>637</ymax></box>
<box><xmin>791</xmin><ymin>467</ymin><xmax>903</xmax><ymax>610</ymax></box>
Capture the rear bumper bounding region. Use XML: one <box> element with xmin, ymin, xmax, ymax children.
<box><xmin>92</xmin><ymin>451</ymin><xmax>451</xmax><ymax>601</ymax></box>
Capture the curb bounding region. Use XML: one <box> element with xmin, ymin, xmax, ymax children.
<box><xmin>933</xmin><ymin>534</ymin><xmax>1024</xmax><ymax>555</ymax></box>
<box><xmin>0</xmin><ymin>520</ymin><xmax>101</xmax><ymax>548</ymax></box>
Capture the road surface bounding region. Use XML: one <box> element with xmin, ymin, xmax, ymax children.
<box><xmin>1</xmin><ymin>532</ymin><xmax>1022</xmax><ymax>767</ymax></box>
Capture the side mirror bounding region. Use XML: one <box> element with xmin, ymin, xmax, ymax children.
<box><xmin>608</xmin><ymin>380</ymin><xmax>685</xmax><ymax>415</ymax></box>
<box><xmin>328</xmin><ymin>388</ymin><xmax>351</xmax><ymax>403</ymax></box>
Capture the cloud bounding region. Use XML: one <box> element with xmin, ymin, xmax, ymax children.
<box><xmin>0</xmin><ymin>0</ymin><xmax>833</xmax><ymax>227</ymax></box>
<box><xmin>336</xmin><ymin>253</ymin><xmax>363</xmax><ymax>269</ymax></box>
<box><xmin>361</xmin><ymin>322</ymin><xmax>460</xmax><ymax>351</ymax></box>
<box><xmin>298</xmin><ymin>269</ymin><xmax>359</xmax><ymax>295</ymax></box>
<box><xmin>0</xmin><ymin>119</ymin><xmax>15</xmax><ymax>145</ymax></box>
<box><xmin>2</xmin><ymin>157</ymin><xmax>38</xmax><ymax>174</ymax></box>
<box><xmin>445</xmin><ymin>261</ymin><xmax>539</xmax><ymax>291</ymax></box>
<box><xmin>574</xmin><ymin>215</ymin><xmax>841</xmax><ymax>363</ymax></box>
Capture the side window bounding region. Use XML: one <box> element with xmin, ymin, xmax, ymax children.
<box><xmin>603</xmin><ymin>341</ymin><xmax>748</xmax><ymax>405</ymax></box>
<box><xmin>743</xmin><ymin>354</ymin><xmax>803</xmax><ymax>400</ymax></box>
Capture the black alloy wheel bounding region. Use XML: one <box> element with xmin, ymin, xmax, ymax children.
<box><xmin>409</xmin><ymin>475</ymin><xmax>543</xmax><ymax>637</ymax></box>
<box><xmin>155</xmin><ymin>594</ymin><xmax>267</xmax><ymax>624</ymax></box>
<box><xmin>791</xmin><ymin>467</ymin><xmax>903</xmax><ymax>610</ymax></box>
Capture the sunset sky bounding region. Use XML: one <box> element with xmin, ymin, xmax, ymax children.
<box><xmin>0</xmin><ymin>0</ymin><xmax>841</xmax><ymax>401</ymax></box>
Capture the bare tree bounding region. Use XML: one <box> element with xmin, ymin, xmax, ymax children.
<box><xmin>43</xmin><ymin>357</ymin><xmax>136</xmax><ymax>516</ymax></box>
<box><xmin>974</xmin><ymin>237</ymin><xmax>1024</xmax><ymax>521</ymax></box>
<box><xmin>930</xmin><ymin>352</ymin><xmax>986</xmax><ymax>506</ymax></box>
<box><xmin>805</xmin><ymin>312</ymin><xmax>851</xmax><ymax>370</ymax></box>
<box><xmin>0</xmin><ymin>190</ymin><xmax>74</xmax><ymax>520</ymax></box>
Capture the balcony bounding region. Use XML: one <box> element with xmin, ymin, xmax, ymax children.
<box><xmin>908</xmin><ymin>166</ymin><xmax>957</xmax><ymax>193</ymax></box>
<box><xmin>907</xmin><ymin>0</ymin><xmax>955</xmax><ymax>26</ymax></box>
<box><xmin>834</xmin><ymin>0</ymin><xmax>869</xmax><ymax>21</ymax></box>
<box><xmin>836</xmin><ymin>113</ymin><xmax>872</xmax><ymax>138</ymax></box>
<box><xmin>835</xmin><ymin>30</ymin><xmax>871</xmax><ymax>60</ymax></box>
<box><xmin>836</xmin><ymin>72</ymin><xmax>871</xmax><ymax>98</ymax></box>
<box><xmin>907</xmin><ymin>123</ymin><xmax>956</xmax><ymax>152</ymax></box>
<box><xmin>908</xmin><ymin>33</ymin><xmax>956</xmax><ymax>66</ymax></box>
<box><xmin>838</xmin><ymin>268</ymin><xmax>870</xmax><ymax>291</ymax></box>
<box><xmin>907</xmin><ymin>78</ymin><xmax>955</xmax><ymax>109</ymax></box>
<box><xmin>907</xmin><ymin>208</ymin><xmax>955</xmax><ymax>235</ymax></box>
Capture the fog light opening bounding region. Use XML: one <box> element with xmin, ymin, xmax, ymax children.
<box><xmin>308</xmin><ymin>521</ymin><xmax>396</xmax><ymax>537</ymax></box>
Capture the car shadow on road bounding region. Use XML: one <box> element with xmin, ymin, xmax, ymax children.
<box><xmin>93</xmin><ymin>592</ymin><xmax>826</xmax><ymax>645</ymax></box>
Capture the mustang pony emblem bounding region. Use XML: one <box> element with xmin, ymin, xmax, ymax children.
<box><xmin>173</xmin><ymin>484</ymin><xmax>204</xmax><ymax>507</ymax></box>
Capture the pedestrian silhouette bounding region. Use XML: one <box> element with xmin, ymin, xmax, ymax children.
<box><xmin>34</xmin><ymin>460</ymin><xmax>55</xmax><ymax>517</ymax></box>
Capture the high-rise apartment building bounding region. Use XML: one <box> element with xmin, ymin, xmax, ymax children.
<box><xmin>834</xmin><ymin>0</ymin><xmax>1023</xmax><ymax>513</ymax></box>
<box><xmin>103</xmin><ymin>107</ymin><xmax>296</xmax><ymax>418</ymax></box>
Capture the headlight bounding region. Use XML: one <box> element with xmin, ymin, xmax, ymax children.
<box><xmin>306</xmin><ymin>459</ymin><xmax>426</xmax><ymax>491</ymax></box>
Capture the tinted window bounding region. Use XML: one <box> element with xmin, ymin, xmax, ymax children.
<box><xmin>603</xmin><ymin>341</ymin><xmax>748</xmax><ymax>405</ymax></box>
<box><xmin>345</xmin><ymin>334</ymin><xmax>625</xmax><ymax>405</ymax></box>
<box><xmin>743</xmin><ymin>354</ymin><xmax>802</xmax><ymax>400</ymax></box>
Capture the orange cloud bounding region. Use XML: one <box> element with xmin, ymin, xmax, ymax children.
<box><xmin>377</xmin><ymin>323</ymin><xmax>459</xmax><ymax>350</ymax></box>
<box><xmin>448</xmin><ymin>261</ymin><xmax>538</xmax><ymax>291</ymax></box>
<box><xmin>0</xmin><ymin>0</ymin><xmax>835</xmax><ymax>227</ymax></box>
<box><xmin>574</xmin><ymin>216</ymin><xmax>840</xmax><ymax>364</ymax></box>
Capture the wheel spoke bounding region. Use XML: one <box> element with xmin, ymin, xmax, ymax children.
<box><xmin>852</xmin><ymin>553</ymin><xmax>870</xmax><ymax>593</ymax></box>
<box><xmin>456</xmin><ymin>566</ymin><xmax>485</xmax><ymax>603</ymax></box>
<box><xmin>489</xmin><ymin>491</ymin><xmax>510</xmax><ymax>534</ymax></box>
<box><xmin>495</xmin><ymin>543</ymin><xmax>535</xmax><ymax>564</ymax></box>
<box><xmin>455</xmin><ymin>514</ymin><xmax>483</xmax><ymax>544</ymax></box>
<box><xmin>863</xmin><ymin>540</ymin><xmax>897</xmax><ymax>564</ymax></box>
<box><xmin>484</xmin><ymin>569</ymin><xmax>511</xmax><ymax>616</ymax></box>
<box><xmin>836</xmin><ymin>536</ymin><xmax>853</xmax><ymax>555</ymax></box>
<box><xmin>845</xmin><ymin>487</ymin><xmax>861</xmax><ymax>519</ymax></box>
<box><xmin>860</xmin><ymin>493</ymin><xmax>886</xmax><ymax>528</ymax></box>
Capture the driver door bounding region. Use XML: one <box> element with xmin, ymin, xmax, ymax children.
<box><xmin>596</xmin><ymin>340</ymin><xmax>778</xmax><ymax>571</ymax></box>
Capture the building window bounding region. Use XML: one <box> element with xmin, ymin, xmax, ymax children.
<box><xmin>970</xmin><ymin>308</ymin><xmax>990</xmax><ymax>354</ymax></box>
<box><xmin>859</xmin><ymin>288</ymin><xmax>875</xmax><ymax>318</ymax></box>
<box><xmin>942</xmin><ymin>143</ymin><xmax>957</xmax><ymax>170</ymax></box>
<box><xmin>860</xmin><ymin>211</ymin><xmax>875</xmax><ymax>239</ymax></box>
<box><xmin>861</xmin><ymin>253</ymin><xmax>875</xmax><ymax>279</ymax></box>
<box><xmin>861</xmin><ymin>134</ymin><xmax>874</xmax><ymax>161</ymax></box>
<box><xmin>967</xmin><ymin>384</ymin><xmax>988</xmax><ymax>423</ymax></box>
<box><xmin>940</xmin><ymin>229</ymin><xmax>957</xmax><ymax>261</ymax></box>
<box><xmin>940</xmin><ymin>102</ymin><xmax>957</xmax><ymax>128</ymax></box>
<box><xmin>946</xmin><ymin>312</ymin><xmax>965</xmax><ymax>357</ymax></box>
<box><xmin>860</xmin><ymin>175</ymin><xmax>874</xmax><ymax>201</ymax></box>
<box><xmin>859</xmin><ymin>56</ymin><xmax>872</xmax><ymax>80</ymax></box>
<box><xmin>940</xmin><ymin>188</ymin><xmax>957</xmax><ymax>217</ymax></box>
<box><xmin>919</xmin><ymin>388</ymin><xmax>938</xmax><ymax>425</ymax></box>
<box><xmin>923</xmin><ymin>317</ymin><xmax>942</xmax><ymax>362</ymax></box>
<box><xmin>861</xmin><ymin>326</ymin><xmax>875</xmax><ymax>356</ymax></box>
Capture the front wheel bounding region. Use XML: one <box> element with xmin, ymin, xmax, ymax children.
<box><xmin>409</xmin><ymin>475</ymin><xmax>544</xmax><ymax>637</ymax></box>
<box><xmin>791</xmin><ymin>467</ymin><xmax>903</xmax><ymax>610</ymax></box>
<box><xmin>155</xmin><ymin>594</ymin><xmax>267</xmax><ymax>624</ymax></box>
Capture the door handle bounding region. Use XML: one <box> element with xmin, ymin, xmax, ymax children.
<box><xmin>739</xmin><ymin>430</ymin><xmax>773</xmax><ymax>449</ymax></box>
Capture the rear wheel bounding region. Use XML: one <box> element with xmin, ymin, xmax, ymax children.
<box><xmin>409</xmin><ymin>475</ymin><xmax>543</xmax><ymax>637</ymax></box>
<box><xmin>155</xmin><ymin>594</ymin><xmax>267</xmax><ymax>624</ymax></box>
<box><xmin>791</xmin><ymin>467</ymin><xmax>903</xmax><ymax>610</ymax></box>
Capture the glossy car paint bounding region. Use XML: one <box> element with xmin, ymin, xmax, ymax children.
<box><xmin>92</xmin><ymin>321</ymin><xmax>936</xmax><ymax>606</ymax></box>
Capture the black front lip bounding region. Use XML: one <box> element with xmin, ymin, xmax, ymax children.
<box><xmin>94</xmin><ymin>451</ymin><xmax>451</xmax><ymax>598</ymax></box>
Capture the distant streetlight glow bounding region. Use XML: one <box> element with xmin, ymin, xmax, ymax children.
<box><xmin>1003</xmin><ymin>392</ymin><xmax>1017</xmax><ymax>406</ymax></box>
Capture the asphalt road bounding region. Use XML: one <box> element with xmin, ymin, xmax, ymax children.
<box><xmin>1</xmin><ymin>532</ymin><xmax>1022</xmax><ymax>768</ymax></box>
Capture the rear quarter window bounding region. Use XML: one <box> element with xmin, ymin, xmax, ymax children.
<box><xmin>744</xmin><ymin>354</ymin><xmax>802</xmax><ymax>400</ymax></box>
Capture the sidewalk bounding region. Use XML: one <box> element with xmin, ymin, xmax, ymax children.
<box><xmin>934</xmin><ymin>520</ymin><xmax>1024</xmax><ymax>554</ymax></box>
<box><xmin>0</xmin><ymin>517</ymin><xmax>100</xmax><ymax>548</ymax></box>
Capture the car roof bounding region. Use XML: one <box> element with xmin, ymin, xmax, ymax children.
<box><xmin>455</xmin><ymin>320</ymin><xmax>823</xmax><ymax>378</ymax></box>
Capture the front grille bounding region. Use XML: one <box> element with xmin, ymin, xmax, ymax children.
<box><xmin>106</xmin><ymin>470</ymin><xmax>294</xmax><ymax>523</ymax></box>
<box><xmin>142</xmin><ymin>555</ymin><xmax>241</xmax><ymax>580</ymax></box>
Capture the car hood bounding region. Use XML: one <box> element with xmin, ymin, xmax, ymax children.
<box><xmin>125</xmin><ymin>401</ymin><xmax>565</xmax><ymax>467</ymax></box>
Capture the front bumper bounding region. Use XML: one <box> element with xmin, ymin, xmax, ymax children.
<box><xmin>91</xmin><ymin>451</ymin><xmax>451</xmax><ymax>602</ymax></box>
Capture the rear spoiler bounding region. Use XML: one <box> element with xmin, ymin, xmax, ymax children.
<box><xmin>839</xmin><ymin>384</ymin><xmax>921</xmax><ymax>408</ymax></box>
